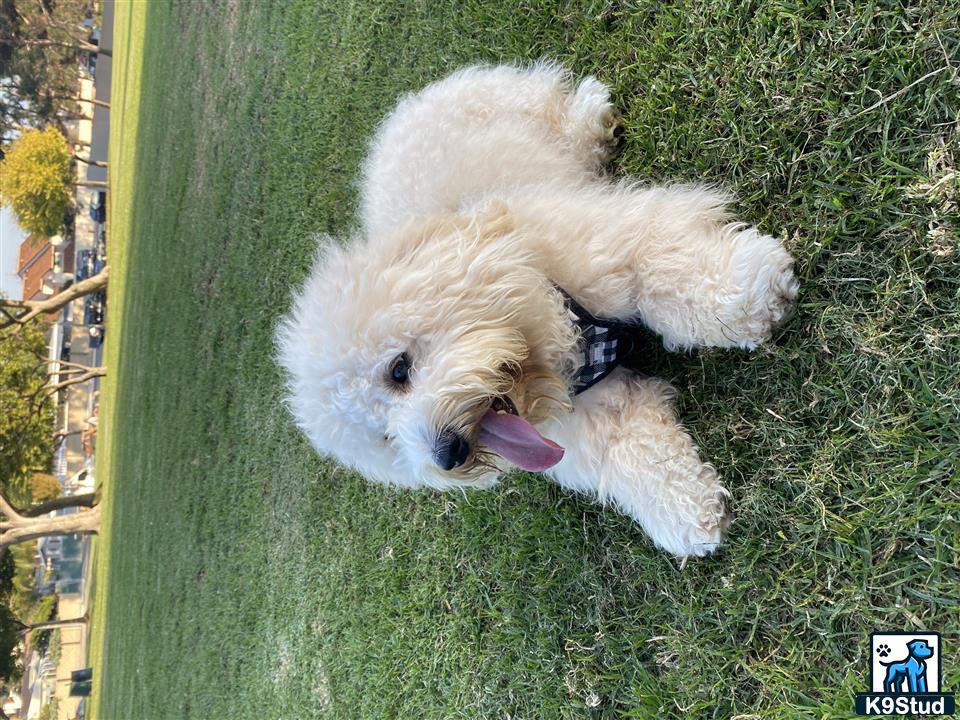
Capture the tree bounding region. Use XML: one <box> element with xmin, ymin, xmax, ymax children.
<box><xmin>0</xmin><ymin>491</ymin><xmax>100</xmax><ymax>551</ymax></box>
<box><xmin>0</xmin><ymin>323</ymin><xmax>53</xmax><ymax>498</ymax></box>
<box><xmin>0</xmin><ymin>0</ymin><xmax>103</xmax><ymax>138</ymax></box>
<box><xmin>0</xmin><ymin>266</ymin><xmax>109</xmax><ymax>332</ymax></box>
<box><xmin>0</xmin><ymin>126</ymin><xmax>72</xmax><ymax>235</ymax></box>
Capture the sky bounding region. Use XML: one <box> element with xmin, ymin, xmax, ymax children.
<box><xmin>0</xmin><ymin>207</ymin><xmax>26</xmax><ymax>299</ymax></box>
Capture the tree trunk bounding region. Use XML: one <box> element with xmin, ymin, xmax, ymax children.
<box><xmin>62</xmin><ymin>96</ymin><xmax>110</xmax><ymax>109</ymax></box>
<box><xmin>13</xmin><ymin>38</ymin><xmax>110</xmax><ymax>57</ymax></box>
<box><xmin>20</xmin><ymin>492</ymin><xmax>97</xmax><ymax>518</ymax></box>
<box><xmin>73</xmin><ymin>155</ymin><xmax>108</xmax><ymax>168</ymax></box>
<box><xmin>19</xmin><ymin>614</ymin><xmax>89</xmax><ymax>634</ymax></box>
<box><xmin>0</xmin><ymin>266</ymin><xmax>108</xmax><ymax>331</ymax></box>
<box><xmin>1</xmin><ymin>492</ymin><xmax>100</xmax><ymax>550</ymax></box>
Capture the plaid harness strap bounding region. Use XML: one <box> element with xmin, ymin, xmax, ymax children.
<box><xmin>556</xmin><ymin>287</ymin><xmax>643</xmax><ymax>395</ymax></box>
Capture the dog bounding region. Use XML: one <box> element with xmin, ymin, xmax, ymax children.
<box><xmin>882</xmin><ymin>639</ymin><xmax>934</xmax><ymax>693</ymax></box>
<box><xmin>277</xmin><ymin>63</ymin><xmax>798</xmax><ymax>557</ymax></box>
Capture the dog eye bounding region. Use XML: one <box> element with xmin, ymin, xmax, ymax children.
<box><xmin>388</xmin><ymin>353</ymin><xmax>411</xmax><ymax>386</ymax></box>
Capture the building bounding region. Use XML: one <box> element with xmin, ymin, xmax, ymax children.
<box><xmin>16</xmin><ymin>235</ymin><xmax>71</xmax><ymax>304</ymax></box>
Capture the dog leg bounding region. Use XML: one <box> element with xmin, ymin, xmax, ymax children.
<box><xmin>360</xmin><ymin>64</ymin><xmax>620</xmax><ymax>236</ymax></box>
<box><xmin>625</xmin><ymin>191</ymin><xmax>800</xmax><ymax>351</ymax></box>
<box><xmin>560</xmin><ymin>75</ymin><xmax>625</xmax><ymax>167</ymax></box>
<box><xmin>508</xmin><ymin>183</ymin><xmax>798</xmax><ymax>351</ymax></box>
<box><xmin>542</xmin><ymin>370</ymin><xmax>731</xmax><ymax>557</ymax></box>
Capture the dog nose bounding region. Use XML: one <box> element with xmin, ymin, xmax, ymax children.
<box><xmin>435</xmin><ymin>432</ymin><xmax>471</xmax><ymax>470</ymax></box>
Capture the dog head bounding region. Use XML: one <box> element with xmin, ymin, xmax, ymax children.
<box><xmin>277</xmin><ymin>206</ymin><xmax>579</xmax><ymax>489</ymax></box>
<box><xmin>907</xmin><ymin>639</ymin><xmax>934</xmax><ymax>660</ymax></box>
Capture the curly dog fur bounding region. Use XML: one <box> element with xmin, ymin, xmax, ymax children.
<box><xmin>277</xmin><ymin>62</ymin><xmax>798</xmax><ymax>557</ymax></box>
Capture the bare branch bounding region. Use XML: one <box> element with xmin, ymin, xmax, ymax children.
<box><xmin>33</xmin><ymin>367</ymin><xmax>106</xmax><ymax>412</ymax></box>
<box><xmin>0</xmin><ymin>35</ymin><xmax>105</xmax><ymax>56</ymax></box>
<box><xmin>21</xmin><ymin>492</ymin><xmax>97</xmax><ymax>518</ymax></box>
<box><xmin>50</xmin><ymin>360</ymin><xmax>102</xmax><ymax>374</ymax></box>
<box><xmin>73</xmin><ymin>155</ymin><xmax>108</xmax><ymax>167</ymax></box>
<box><xmin>0</xmin><ymin>493</ymin><xmax>24</xmax><ymax>525</ymax></box>
<box><xmin>1</xmin><ymin>266</ymin><xmax>108</xmax><ymax>332</ymax></box>
<box><xmin>19</xmin><ymin>613</ymin><xmax>89</xmax><ymax>635</ymax></box>
<box><xmin>0</xmin><ymin>504</ymin><xmax>101</xmax><ymax>549</ymax></box>
<box><xmin>0</xmin><ymin>307</ymin><xmax>20</xmax><ymax>327</ymax></box>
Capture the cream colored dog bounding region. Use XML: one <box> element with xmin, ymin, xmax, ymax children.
<box><xmin>277</xmin><ymin>63</ymin><xmax>798</xmax><ymax>557</ymax></box>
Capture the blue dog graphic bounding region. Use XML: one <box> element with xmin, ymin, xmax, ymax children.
<box><xmin>881</xmin><ymin>638</ymin><xmax>934</xmax><ymax>693</ymax></box>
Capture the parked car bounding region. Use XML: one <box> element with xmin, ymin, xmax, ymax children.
<box><xmin>84</xmin><ymin>290</ymin><xmax>106</xmax><ymax>348</ymax></box>
<box><xmin>85</xmin><ymin>28</ymin><xmax>100</xmax><ymax>77</ymax></box>
<box><xmin>87</xmin><ymin>324</ymin><xmax>104</xmax><ymax>349</ymax></box>
<box><xmin>83</xmin><ymin>291</ymin><xmax>105</xmax><ymax>326</ymax></box>
<box><xmin>75</xmin><ymin>250</ymin><xmax>104</xmax><ymax>281</ymax></box>
<box><xmin>89</xmin><ymin>191</ymin><xmax>106</xmax><ymax>222</ymax></box>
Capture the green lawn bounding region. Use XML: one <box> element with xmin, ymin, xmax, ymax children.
<box><xmin>91</xmin><ymin>1</ymin><xmax>959</xmax><ymax>718</ymax></box>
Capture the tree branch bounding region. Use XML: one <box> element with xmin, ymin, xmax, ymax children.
<box><xmin>23</xmin><ymin>493</ymin><xmax>97</xmax><ymax>518</ymax></box>
<box><xmin>18</xmin><ymin>613</ymin><xmax>89</xmax><ymax>635</ymax></box>
<box><xmin>32</xmin><ymin>367</ymin><xmax>106</xmax><ymax>413</ymax></box>
<box><xmin>0</xmin><ymin>493</ymin><xmax>24</xmax><ymax>525</ymax></box>
<box><xmin>73</xmin><ymin>155</ymin><xmax>107</xmax><ymax>167</ymax></box>
<box><xmin>0</xmin><ymin>504</ymin><xmax>101</xmax><ymax>549</ymax></box>
<box><xmin>0</xmin><ymin>266</ymin><xmax>108</xmax><ymax>332</ymax></box>
<box><xmin>1</xmin><ymin>36</ymin><xmax>106</xmax><ymax>56</ymax></box>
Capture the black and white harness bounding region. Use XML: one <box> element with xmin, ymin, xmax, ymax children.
<box><xmin>556</xmin><ymin>287</ymin><xmax>650</xmax><ymax>395</ymax></box>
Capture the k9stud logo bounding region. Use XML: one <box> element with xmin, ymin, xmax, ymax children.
<box><xmin>855</xmin><ymin>632</ymin><xmax>955</xmax><ymax>716</ymax></box>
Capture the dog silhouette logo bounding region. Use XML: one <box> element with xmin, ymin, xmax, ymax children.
<box><xmin>880</xmin><ymin>638</ymin><xmax>934</xmax><ymax>693</ymax></box>
<box><xmin>855</xmin><ymin>632</ymin><xmax>955</xmax><ymax>715</ymax></box>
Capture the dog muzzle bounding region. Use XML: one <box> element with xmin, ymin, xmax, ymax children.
<box><xmin>471</xmin><ymin>288</ymin><xmax>647</xmax><ymax>474</ymax></box>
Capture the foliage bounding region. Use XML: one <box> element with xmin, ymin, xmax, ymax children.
<box><xmin>93</xmin><ymin>1</ymin><xmax>959</xmax><ymax>718</ymax></box>
<box><xmin>29</xmin><ymin>593</ymin><xmax>56</xmax><ymax>623</ymax></box>
<box><xmin>0</xmin><ymin>126</ymin><xmax>72</xmax><ymax>236</ymax></box>
<box><xmin>29</xmin><ymin>593</ymin><xmax>56</xmax><ymax>650</ymax></box>
<box><xmin>29</xmin><ymin>473</ymin><xmax>61</xmax><ymax>503</ymax></box>
<box><xmin>0</xmin><ymin>318</ymin><xmax>54</xmax><ymax>498</ymax></box>
<box><xmin>7</xmin><ymin>542</ymin><xmax>35</xmax><ymax>613</ymax></box>
<box><xmin>0</xmin><ymin>0</ymin><xmax>93</xmax><ymax>139</ymax></box>
<box><xmin>37</xmin><ymin>697</ymin><xmax>58</xmax><ymax>720</ymax></box>
<box><xmin>46</xmin><ymin>628</ymin><xmax>59</xmax><ymax>666</ymax></box>
<box><xmin>0</xmin><ymin>604</ymin><xmax>19</xmax><ymax>684</ymax></box>
<box><xmin>0</xmin><ymin>551</ymin><xmax>14</xmax><ymax>683</ymax></box>
<box><xmin>0</xmin><ymin>551</ymin><xmax>12</xmax><ymax>600</ymax></box>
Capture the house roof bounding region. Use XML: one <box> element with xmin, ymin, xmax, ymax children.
<box><xmin>19</xmin><ymin>243</ymin><xmax>54</xmax><ymax>301</ymax></box>
<box><xmin>16</xmin><ymin>235</ymin><xmax>47</xmax><ymax>274</ymax></box>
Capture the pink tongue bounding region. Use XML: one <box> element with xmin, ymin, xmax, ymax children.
<box><xmin>478</xmin><ymin>410</ymin><xmax>564</xmax><ymax>472</ymax></box>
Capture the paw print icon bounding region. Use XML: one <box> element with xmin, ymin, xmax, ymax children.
<box><xmin>876</xmin><ymin>643</ymin><xmax>891</xmax><ymax>658</ymax></box>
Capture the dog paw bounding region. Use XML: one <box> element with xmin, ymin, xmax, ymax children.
<box><xmin>646</xmin><ymin>472</ymin><xmax>731</xmax><ymax>559</ymax></box>
<box><xmin>600</xmin><ymin>109</ymin><xmax>626</xmax><ymax>162</ymax></box>
<box><xmin>679</xmin><ymin>495</ymin><xmax>732</xmax><ymax>559</ymax></box>
<box><xmin>720</xmin><ymin>228</ymin><xmax>799</xmax><ymax>350</ymax></box>
<box><xmin>565</xmin><ymin>76</ymin><xmax>624</xmax><ymax>166</ymax></box>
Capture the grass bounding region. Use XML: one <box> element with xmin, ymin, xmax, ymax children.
<box><xmin>90</xmin><ymin>0</ymin><xmax>959</xmax><ymax>718</ymax></box>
